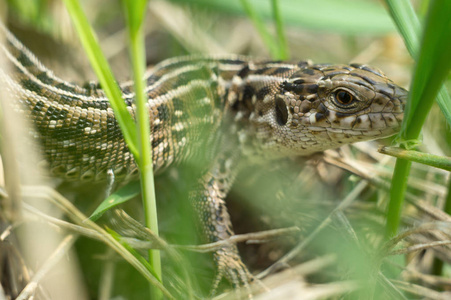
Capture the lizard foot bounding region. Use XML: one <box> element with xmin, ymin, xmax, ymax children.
<box><xmin>210</xmin><ymin>245</ymin><xmax>254</xmax><ymax>297</ymax></box>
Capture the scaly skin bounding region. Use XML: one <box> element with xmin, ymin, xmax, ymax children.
<box><xmin>0</xmin><ymin>24</ymin><xmax>407</xmax><ymax>290</ymax></box>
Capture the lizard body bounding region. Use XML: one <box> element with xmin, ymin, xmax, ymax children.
<box><xmin>0</xmin><ymin>24</ymin><xmax>407</xmax><ymax>289</ymax></box>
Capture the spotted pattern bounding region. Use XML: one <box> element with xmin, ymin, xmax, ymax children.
<box><xmin>0</xmin><ymin>24</ymin><xmax>408</xmax><ymax>289</ymax></box>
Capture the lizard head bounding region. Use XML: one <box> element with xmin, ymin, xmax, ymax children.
<box><xmin>250</xmin><ymin>63</ymin><xmax>407</xmax><ymax>157</ymax></box>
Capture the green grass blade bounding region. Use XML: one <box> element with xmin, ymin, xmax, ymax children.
<box><xmin>384</xmin><ymin>0</ymin><xmax>421</xmax><ymax>56</ymax></box>
<box><xmin>445</xmin><ymin>178</ymin><xmax>451</xmax><ymax>215</ymax></box>
<box><xmin>271</xmin><ymin>0</ymin><xmax>289</xmax><ymax>60</ymax></box>
<box><xmin>122</xmin><ymin>0</ymin><xmax>148</xmax><ymax>33</ymax></box>
<box><xmin>384</xmin><ymin>0</ymin><xmax>451</xmax><ymax>238</ymax></box>
<box><xmin>239</xmin><ymin>0</ymin><xmax>281</xmax><ymax>59</ymax></box>
<box><xmin>107</xmin><ymin>228</ymin><xmax>160</xmax><ymax>279</ymax></box>
<box><xmin>121</xmin><ymin>0</ymin><xmax>162</xmax><ymax>289</ymax></box>
<box><xmin>400</xmin><ymin>3</ymin><xmax>451</xmax><ymax>140</ymax></box>
<box><xmin>385</xmin><ymin>0</ymin><xmax>451</xmax><ymax>130</ymax></box>
<box><xmin>107</xmin><ymin>228</ymin><xmax>174</xmax><ymax>299</ymax></box>
<box><xmin>386</xmin><ymin>160</ymin><xmax>412</xmax><ymax>240</ymax></box>
<box><xmin>63</xmin><ymin>0</ymin><xmax>162</xmax><ymax>292</ymax></box>
<box><xmin>89</xmin><ymin>181</ymin><xmax>141</xmax><ymax>221</ymax></box>
<box><xmin>169</xmin><ymin>0</ymin><xmax>395</xmax><ymax>34</ymax></box>
<box><xmin>379</xmin><ymin>147</ymin><xmax>451</xmax><ymax>172</ymax></box>
<box><xmin>62</xmin><ymin>0</ymin><xmax>139</xmax><ymax>160</ymax></box>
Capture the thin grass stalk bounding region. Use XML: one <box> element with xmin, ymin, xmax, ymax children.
<box><xmin>384</xmin><ymin>0</ymin><xmax>451</xmax><ymax>129</ymax></box>
<box><xmin>378</xmin><ymin>147</ymin><xmax>451</xmax><ymax>172</ymax></box>
<box><xmin>431</xmin><ymin>173</ymin><xmax>451</xmax><ymax>276</ymax></box>
<box><xmin>386</xmin><ymin>159</ymin><xmax>411</xmax><ymax>237</ymax></box>
<box><xmin>433</xmin><ymin>176</ymin><xmax>451</xmax><ymax>275</ymax></box>
<box><xmin>239</xmin><ymin>0</ymin><xmax>280</xmax><ymax>59</ymax></box>
<box><xmin>445</xmin><ymin>177</ymin><xmax>451</xmax><ymax>216</ymax></box>
<box><xmin>121</xmin><ymin>0</ymin><xmax>162</xmax><ymax>294</ymax></box>
<box><xmin>270</xmin><ymin>0</ymin><xmax>289</xmax><ymax>60</ymax></box>
<box><xmin>61</xmin><ymin>0</ymin><xmax>139</xmax><ymax>159</ymax></box>
<box><xmin>62</xmin><ymin>0</ymin><xmax>163</xmax><ymax>295</ymax></box>
<box><xmin>383</xmin><ymin>0</ymin><xmax>451</xmax><ymax>238</ymax></box>
<box><xmin>384</xmin><ymin>0</ymin><xmax>420</xmax><ymax>56</ymax></box>
<box><xmin>21</xmin><ymin>186</ymin><xmax>172</xmax><ymax>297</ymax></box>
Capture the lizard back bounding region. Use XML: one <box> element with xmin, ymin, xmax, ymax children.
<box><xmin>0</xmin><ymin>25</ymin><xmax>407</xmax><ymax>182</ymax></box>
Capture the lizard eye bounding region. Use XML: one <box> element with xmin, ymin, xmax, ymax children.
<box><xmin>333</xmin><ymin>89</ymin><xmax>355</xmax><ymax>106</ymax></box>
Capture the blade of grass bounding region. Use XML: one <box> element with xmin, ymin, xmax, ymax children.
<box><xmin>384</xmin><ymin>0</ymin><xmax>420</xmax><ymax>55</ymax></box>
<box><xmin>239</xmin><ymin>0</ymin><xmax>281</xmax><ymax>59</ymax></box>
<box><xmin>433</xmin><ymin>174</ymin><xmax>451</xmax><ymax>276</ymax></box>
<box><xmin>271</xmin><ymin>0</ymin><xmax>289</xmax><ymax>60</ymax></box>
<box><xmin>23</xmin><ymin>186</ymin><xmax>173</xmax><ymax>298</ymax></box>
<box><xmin>170</xmin><ymin>0</ymin><xmax>395</xmax><ymax>34</ymax></box>
<box><xmin>444</xmin><ymin>177</ymin><xmax>451</xmax><ymax>218</ymax></box>
<box><xmin>385</xmin><ymin>0</ymin><xmax>451</xmax><ymax>129</ymax></box>
<box><xmin>62</xmin><ymin>0</ymin><xmax>163</xmax><ymax>294</ymax></box>
<box><xmin>89</xmin><ymin>181</ymin><xmax>141</xmax><ymax>221</ymax></box>
<box><xmin>379</xmin><ymin>147</ymin><xmax>451</xmax><ymax>172</ymax></box>
<box><xmin>384</xmin><ymin>0</ymin><xmax>451</xmax><ymax>238</ymax></box>
<box><xmin>107</xmin><ymin>228</ymin><xmax>160</xmax><ymax>279</ymax></box>
<box><xmin>121</xmin><ymin>0</ymin><xmax>162</xmax><ymax>293</ymax></box>
<box><xmin>401</xmin><ymin>5</ymin><xmax>451</xmax><ymax>139</ymax></box>
<box><xmin>62</xmin><ymin>0</ymin><xmax>139</xmax><ymax>160</ymax></box>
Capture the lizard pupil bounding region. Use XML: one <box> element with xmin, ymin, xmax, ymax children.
<box><xmin>335</xmin><ymin>90</ymin><xmax>353</xmax><ymax>105</ymax></box>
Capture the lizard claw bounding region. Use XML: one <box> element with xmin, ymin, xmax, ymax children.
<box><xmin>210</xmin><ymin>245</ymin><xmax>254</xmax><ymax>297</ymax></box>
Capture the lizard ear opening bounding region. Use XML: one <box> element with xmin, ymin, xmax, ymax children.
<box><xmin>275</xmin><ymin>96</ymin><xmax>288</xmax><ymax>126</ymax></box>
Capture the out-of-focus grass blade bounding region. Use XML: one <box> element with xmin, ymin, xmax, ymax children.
<box><xmin>107</xmin><ymin>228</ymin><xmax>174</xmax><ymax>299</ymax></box>
<box><xmin>384</xmin><ymin>0</ymin><xmax>421</xmax><ymax>55</ymax></box>
<box><xmin>238</xmin><ymin>0</ymin><xmax>289</xmax><ymax>59</ymax></box>
<box><xmin>385</xmin><ymin>0</ymin><xmax>451</xmax><ymax>130</ymax></box>
<box><xmin>63</xmin><ymin>0</ymin><xmax>163</xmax><ymax>293</ymax></box>
<box><xmin>107</xmin><ymin>228</ymin><xmax>159</xmax><ymax>278</ymax></box>
<box><xmin>62</xmin><ymin>0</ymin><xmax>140</xmax><ymax>160</ymax></box>
<box><xmin>122</xmin><ymin>0</ymin><xmax>147</xmax><ymax>33</ymax></box>
<box><xmin>384</xmin><ymin>0</ymin><xmax>451</xmax><ymax>238</ymax></box>
<box><xmin>89</xmin><ymin>181</ymin><xmax>141</xmax><ymax>221</ymax></box>
<box><xmin>239</xmin><ymin>0</ymin><xmax>280</xmax><ymax>59</ymax></box>
<box><xmin>400</xmin><ymin>3</ymin><xmax>451</xmax><ymax>139</ymax></box>
<box><xmin>379</xmin><ymin>147</ymin><xmax>451</xmax><ymax>172</ymax></box>
<box><xmin>122</xmin><ymin>0</ymin><xmax>162</xmax><ymax>290</ymax></box>
<box><xmin>271</xmin><ymin>0</ymin><xmax>289</xmax><ymax>60</ymax></box>
<box><xmin>169</xmin><ymin>0</ymin><xmax>395</xmax><ymax>34</ymax></box>
<box><xmin>6</xmin><ymin>0</ymin><xmax>49</xmax><ymax>28</ymax></box>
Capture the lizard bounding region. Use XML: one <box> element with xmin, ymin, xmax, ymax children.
<box><xmin>0</xmin><ymin>23</ymin><xmax>407</xmax><ymax>291</ymax></box>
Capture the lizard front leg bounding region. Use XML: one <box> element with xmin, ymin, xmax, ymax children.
<box><xmin>190</xmin><ymin>152</ymin><xmax>253</xmax><ymax>292</ymax></box>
